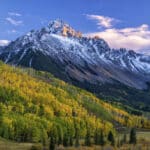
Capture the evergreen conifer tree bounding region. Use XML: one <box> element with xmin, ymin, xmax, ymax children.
<box><xmin>94</xmin><ymin>129</ymin><xmax>99</xmax><ymax>145</ymax></box>
<box><xmin>99</xmin><ymin>130</ymin><xmax>105</xmax><ymax>146</ymax></box>
<box><xmin>108</xmin><ymin>131</ymin><xmax>115</xmax><ymax>146</ymax></box>
<box><xmin>85</xmin><ymin>129</ymin><xmax>91</xmax><ymax>146</ymax></box>
<box><xmin>129</xmin><ymin>128</ymin><xmax>136</xmax><ymax>144</ymax></box>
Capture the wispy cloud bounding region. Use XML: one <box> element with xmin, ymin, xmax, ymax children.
<box><xmin>8</xmin><ymin>12</ymin><xmax>22</xmax><ymax>17</ymax></box>
<box><xmin>86</xmin><ymin>14</ymin><xmax>118</xmax><ymax>28</ymax></box>
<box><xmin>7</xmin><ymin>29</ymin><xmax>17</xmax><ymax>34</ymax></box>
<box><xmin>0</xmin><ymin>40</ymin><xmax>10</xmax><ymax>46</ymax></box>
<box><xmin>41</xmin><ymin>19</ymin><xmax>48</xmax><ymax>26</ymax></box>
<box><xmin>6</xmin><ymin>17</ymin><xmax>23</xmax><ymax>26</ymax></box>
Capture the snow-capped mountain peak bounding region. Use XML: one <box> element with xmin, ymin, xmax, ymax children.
<box><xmin>0</xmin><ymin>20</ymin><xmax>150</xmax><ymax>90</ymax></box>
<box><xmin>45</xmin><ymin>19</ymin><xmax>82</xmax><ymax>38</ymax></box>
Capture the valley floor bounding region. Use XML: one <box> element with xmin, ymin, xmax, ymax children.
<box><xmin>0</xmin><ymin>131</ymin><xmax>150</xmax><ymax>150</ymax></box>
<box><xmin>0</xmin><ymin>138</ymin><xmax>33</xmax><ymax>150</ymax></box>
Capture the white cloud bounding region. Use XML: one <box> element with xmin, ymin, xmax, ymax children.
<box><xmin>86</xmin><ymin>15</ymin><xmax>150</xmax><ymax>53</ymax></box>
<box><xmin>8</xmin><ymin>12</ymin><xmax>22</xmax><ymax>17</ymax></box>
<box><xmin>0</xmin><ymin>40</ymin><xmax>10</xmax><ymax>46</ymax></box>
<box><xmin>7</xmin><ymin>29</ymin><xmax>17</xmax><ymax>34</ymax></box>
<box><xmin>87</xmin><ymin>24</ymin><xmax>150</xmax><ymax>53</ymax></box>
<box><xmin>11</xmin><ymin>29</ymin><xmax>17</xmax><ymax>33</ymax></box>
<box><xmin>86</xmin><ymin>14</ymin><xmax>118</xmax><ymax>28</ymax></box>
<box><xmin>6</xmin><ymin>17</ymin><xmax>23</xmax><ymax>26</ymax></box>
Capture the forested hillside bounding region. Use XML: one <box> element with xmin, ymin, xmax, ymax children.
<box><xmin>1</xmin><ymin>20</ymin><xmax>150</xmax><ymax>114</ymax></box>
<box><xmin>0</xmin><ymin>61</ymin><xmax>149</xmax><ymax>145</ymax></box>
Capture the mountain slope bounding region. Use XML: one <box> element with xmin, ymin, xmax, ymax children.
<box><xmin>0</xmin><ymin>61</ymin><xmax>149</xmax><ymax>143</ymax></box>
<box><xmin>0</xmin><ymin>20</ymin><xmax>150</xmax><ymax>111</ymax></box>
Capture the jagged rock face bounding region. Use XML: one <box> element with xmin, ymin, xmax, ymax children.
<box><xmin>0</xmin><ymin>20</ymin><xmax>150</xmax><ymax>90</ymax></box>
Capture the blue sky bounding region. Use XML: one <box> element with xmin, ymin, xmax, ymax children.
<box><xmin>1</xmin><ymin>0</ymin><xmax>150</xmax><ymax>53</ymax></box>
